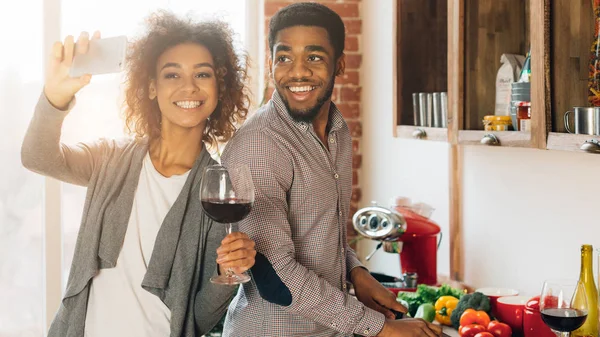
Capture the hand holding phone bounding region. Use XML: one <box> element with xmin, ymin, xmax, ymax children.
<box><xmin>69</xmin><ymin>35</ymin><xmax>127</xmax><ymax>77</ymax></box>
<box><xmin>43</xmin><ymin>32</ymin><xmax>126</xmax><ymax>110</ymax></box>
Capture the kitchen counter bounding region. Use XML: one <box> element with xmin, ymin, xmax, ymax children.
<box><xmin>442</xmin><ymin>326</ymin><xmax>459</xmax><ymax>337</ymax></box>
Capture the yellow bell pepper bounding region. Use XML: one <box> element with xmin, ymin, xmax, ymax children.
<box><xmin>434</xmin><ymin>295</ymin><xmax>459</xmax><ymax>326</ymax></box>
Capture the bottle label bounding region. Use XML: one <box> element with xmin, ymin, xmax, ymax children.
<box><xmin>519</xmin><ymin>119</ymin><xmax>531</xmax><ymax>132</ymax></box>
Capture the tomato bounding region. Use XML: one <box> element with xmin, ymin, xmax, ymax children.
<box><xmin>460</xmin><ymin>308</ymin><xmax>491</xmax><ymax>328</ymax></box>
<box><xmin>458</xmin><ymin>324</ymin><xmax>487</xmax><ymax>337</ymax></box>
<box><xmin>474</xmin><ymin>333</ymin><xmax>495</xmax><ymax>337</ymax></box>
<box><xmin>487</xmin><ymin>321</ymin><xmax>512</xmax><ymax>337</ymax></box>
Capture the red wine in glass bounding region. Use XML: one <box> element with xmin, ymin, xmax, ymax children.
<box><xmin>200</xmin><ymin>164</ymin><xmax>255</xmax><ymax>285</ymax></box>
<box><xmin>201</xmin><ymin>198</ymin><xmax>252</xmax><ymax>223</ymax></box>
<box><xmin>539</xmin><ymin>280</ymin><xmax>588</xmax><ymax>337</ymax></box>
<box><xmin>541</xmin><ymin>308</ymin><xmax>588</xmax><ymax>332</ymax></box>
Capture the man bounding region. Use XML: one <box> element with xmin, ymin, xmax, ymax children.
<box><xmin>222</xmin><ymin>3</ymin><xmax>442</xmax><ymax>336</ymax></box>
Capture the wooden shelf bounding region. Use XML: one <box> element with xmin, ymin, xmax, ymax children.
<box><xmin>395</xmin><ymin>125</ymin><xmax>448</xmax><ymax>142</ymax></box>
<box><xmin>458</xmin><ymin>131</ymin><xmax>531</xmax><ymax>147</ymax></box>
<box><xmin>547</xmin><ymin>132</ymin><xmax>600</xmax><ymax>153</ymax></box>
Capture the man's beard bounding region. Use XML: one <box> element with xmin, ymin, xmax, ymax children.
<box><xmin>279</xmin><ymin>77</ymin><xmax>335</xmax><ymax>123</ymax></box>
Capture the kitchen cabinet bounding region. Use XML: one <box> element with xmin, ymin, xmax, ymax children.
<box><xmin>394</xmin><ymin>0</ymin><xmax>600</xmax><ymax>151</ymax></box>
<box><xmin>393</xmin><ymin>0</ymin><xmax>448</xmax><ymax>142</ymax></box>
<box><xmin>546</xmin><ymin>0</ymin><xmax>600</xmax><ymax>154</ymax></box>
<box><xmin>447</xmin><ymin>0</ymin><xmax>550</xmax><ymax>149</ymax></box>
<box><xmin>393</xmin><ymin>0</ymin><xmax>553</xmax><ymax>148</ymax></box>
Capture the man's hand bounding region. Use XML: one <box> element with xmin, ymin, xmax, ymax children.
<box><xmin>351</xmin><ymin>267</ymin><xmax>407</xmax><ymax>319</ymax></box>
<box><xmin>216</xmin><ymin>232</ymin><xmax>256</xmax><ymax>274</ymax></box>
<box><xmin>378</xmin><ymin>318</ymin><xmax>443</xmax><ymax>337</ymax></box>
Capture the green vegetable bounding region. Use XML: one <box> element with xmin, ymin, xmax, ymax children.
<box><xmin>436</xmin><ymin>284</ymin><xmax>465</xmax><ymax>300</ymax></box>
<box><xmin>414</xmin><ymin>303</ymin><xmax>436</xmax><ymax>322</ymax></box>
<box><xmin>449</xmin><ymin>291</ymin><xmax>492</xmax><ymax>329</ymax></box>
<box><xmin>397</xmin><ymin>284</ymin><xmax>464</xmax><ymax>317</ymax></box>
<box><xmin>415</xmin><ymin>284</ymin><xmax>437</xmax><ymax>305</ymax></box>
<box><xmin>397</xmin><ymin>291</ymin><xmax>421</xmax><ymax>317</ymax></box>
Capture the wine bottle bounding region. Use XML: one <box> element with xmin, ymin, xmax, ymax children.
<box><xmin>573</xmin><ymin>244</ymin><xmax>599</xmax><ymax>337</ymax></box>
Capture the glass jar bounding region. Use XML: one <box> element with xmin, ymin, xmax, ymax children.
<box><xmin>516</xmin><ymin>101</ymin><xmax>531</xmax><ymax>131</ymax></box>
<box><xmin>483</xmin><ymin>115</ymin><xmax>513</xmax><ymax>131</ymax></box>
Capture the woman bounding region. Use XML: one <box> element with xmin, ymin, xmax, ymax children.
<box><xmin>21</xmin><ymin>11</ymin><xmax>255</xmax><ymax>337</ymax></box>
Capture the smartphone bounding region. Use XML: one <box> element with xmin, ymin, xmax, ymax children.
<box><xmin>69</xmin><ymin>35</ymin><xmax>127</xmax><ymax>77</ymax></box>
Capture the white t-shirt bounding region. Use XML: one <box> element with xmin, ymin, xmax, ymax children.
<box><xmin>84</xmin><ymin>153</ymin><xmax>190</xmax><ymax>337</ymax></box>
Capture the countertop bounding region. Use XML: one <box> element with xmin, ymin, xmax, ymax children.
<box><xmin>442</xmin><ymin>326</ymin><xmax>459</xmax><ymax>337</ymax></box>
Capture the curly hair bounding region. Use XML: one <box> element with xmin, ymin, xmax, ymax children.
<box><xmin>123</xmin><ymin>10</ymin><xmax>249</xmax><ymax>146</ymax></box>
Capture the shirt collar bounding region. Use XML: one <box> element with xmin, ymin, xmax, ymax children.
<box><xmin>270</xmin><ymin>89</ymin><xmax>345</xmax><ymax>133</ymax></box>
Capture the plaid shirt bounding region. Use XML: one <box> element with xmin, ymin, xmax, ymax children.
<box><xmin>221</xmin><ymin>91</ymin><xmax>385</xmax><ymax>337</ymax></box>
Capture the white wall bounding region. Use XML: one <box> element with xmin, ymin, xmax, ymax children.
<box><xmin>359</xmin><ymin>0</ymin><xmax>600</xmax><ymax>298</ymax></box>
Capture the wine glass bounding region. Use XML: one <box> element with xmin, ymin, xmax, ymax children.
<box><xmin>540</xmin><ymin>279</ymin><xmax>588</xmax><ymax>337</ymax></box>
<box><xmin>200</xmin><ymin>164</ymin><xmax>254</xmax><ymax>285</ymax></box>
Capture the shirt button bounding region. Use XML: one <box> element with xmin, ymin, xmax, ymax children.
<box><xmin>331</xmin><ymin>323</ymin><xmax>337</xmax><ymax>328</ymax></box>
<box><xmin>364</xmin><ymin>328</ymin><xmax>370</xmax><ymax>334</ymax></box>
<box><xmin>339</xmin><ymin>211</ymin><xmax>343</xmax><ymax>216</ymax></box>
<box><xmin>334</xmin><ymin>173</ymin><xmax>339</xmax><ymax>179</ymax></box>
<box><xmin>341</xmin><ymin>247</ymin><xmax>344</xmax><ymax>253</ymax></box>
<box><xmin>329</xmin><ymin>137</ymin><xmax>335</xmax><ymax>143</ymax></box>
<box><xmin>342</xmin><ymin>284</ymin><xmax>347</xmax><ymax>290</ymax></box>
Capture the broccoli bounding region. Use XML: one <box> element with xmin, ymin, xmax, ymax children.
<box><xmin>449</xmin><ymin>292</ymin><xmax>492</xmax><ymax>329</ymax></box>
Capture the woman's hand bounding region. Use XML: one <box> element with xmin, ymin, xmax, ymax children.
<box><xmin>216</xmin><ymin>232</ymin><xmax>256</xmax><ymax>274</ymax></box>
<box><xmin>44</xmin><ymin>31</ymin><xmax>100</xmax><ymax>110</ymax></box>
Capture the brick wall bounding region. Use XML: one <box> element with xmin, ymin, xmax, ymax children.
<box><xmin>263</xmin><ymin>0</ymin><xmax>362</xmax><ymax>243</ymax></box>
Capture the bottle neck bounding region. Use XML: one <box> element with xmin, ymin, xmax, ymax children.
<box><xmin>580</xmin><ymin>248</ymin><xmax>593</xmax><ymax>282</ymax></box>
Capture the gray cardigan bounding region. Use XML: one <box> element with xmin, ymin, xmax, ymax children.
<box><xmin>21</xmin><ymin>93</ymin><xmax>235</xmax><ymax>337</ymax></box>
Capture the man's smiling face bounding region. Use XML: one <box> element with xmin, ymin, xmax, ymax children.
<box><xmin>270</xmin><ymin>25</ymin><xmax>344</xmax><ymax>122</ymax></box>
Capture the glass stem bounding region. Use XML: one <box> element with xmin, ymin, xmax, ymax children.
<box><xmin>224</xmin><ymin>223</ymin><xmax>234</xmax><ymax>277</ymax></box>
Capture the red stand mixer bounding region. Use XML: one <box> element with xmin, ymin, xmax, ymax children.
<box><xmin>352</xmin><ymin>201</ymin><xmax>441</xmax><ymax>288</ymax></box>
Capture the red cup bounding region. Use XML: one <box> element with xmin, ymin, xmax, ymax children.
<box><xmin>496</xmin><ymin>295</ymin><xmax>528</xmax><ymax>336</ymax></box>
<box><xmin>476</xmin><ymin>287</ymin><xmax>519</xmax><ymax>317</ymax></box>
<box><xmin>523</xmin><ymin>295</ymin><xmax>556</xmax><ymax>337</ymax></box>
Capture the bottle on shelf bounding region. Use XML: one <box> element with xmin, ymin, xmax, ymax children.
<box><xmin>518</xmin><ymin>49</ymin><xmax>531</xmax><ymax>83</ymax></box>
<box><xmin>516</xmin><ymin>101</ymin><xmax>531</xmax><ymax>132</ymax></box>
